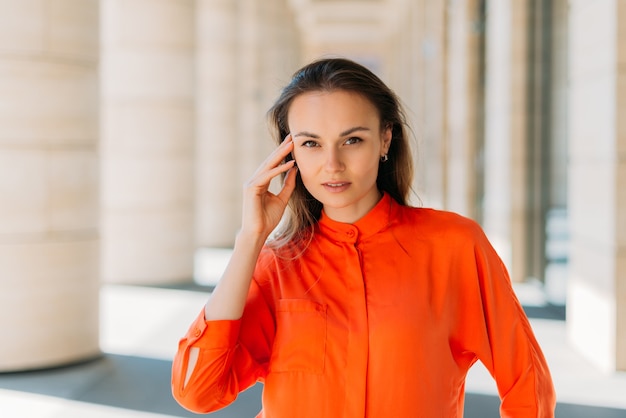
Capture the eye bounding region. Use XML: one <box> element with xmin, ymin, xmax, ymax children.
<box><xmin>302</xmin><ymin>140</ymin><xmax>320</xmax><ymax>148</ymax></box>
<box><xmin>345</xmin><ymin>137</ymin><xmax>362</xmax><ymax>145</ymax></box>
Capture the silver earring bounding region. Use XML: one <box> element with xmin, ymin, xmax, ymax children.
<box><xmin>380</xmin><ymin>154</ymin><xmax>388</xmax><ymax>163</ymax></box>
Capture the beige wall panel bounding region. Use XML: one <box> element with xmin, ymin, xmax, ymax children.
<box><xmin>0</xmin><ymin>0</ymin><xmax>98</xmax><ymax>59</ymax></box>
<box><xmin>0</xmin><ymin>0</ymin><xmax>45</xmax><ymax>53</ymax></box>
<box><xmin>47</xmin><ymin>150</ymin><xmax>99</xmax><ymax>232</ymax></box>
<box><xmin>0</xmin><ymin>239</ymin><xmax>99</xmax><ymax>371</ymax></box>
<box><xmin>0</xmin><ymin>150</ymin><xmax>96</xmax><ymax>241</ymax></box>
<box><xmin>47</xmin><ymin>0</ymin><xmax>99</xmax><ymax>59</ymax></box>
<box><xmin>102</xmin><ymin>50</ymin><xmax>194</xmax><ymax>102</ymax></box>
<box><xmin>569</xmin><ymin>1</ymin><xmax>615</xmax><ymax>81</ymax></box>
<box><xmin>101</xmin><ymin>105</ymin><xmax>194</xmax><ymax>157</ymax></box>
<box><xmin>0</xmin><ymin>242</ymin><xmax>99</xmax><ymax>346</ymax></box>
<box><xmin>569</xmin><ymin>160</ymin><xmax>616</xmax><ymax>257</ymax></box>
<box><xmin>102</xmin><ymin>0</ymin><xmax>193</xmax><ymax>47</ymax></box>
<box><xmin>0</xmin><ymin>150</ymin><xmax>46</xmax><ymax>235</ymax></box>
<box><xmin>0</xmin><ymin>239</ymin><xmax>98</xmax><ymax>293</ymax></box>
<box><xmin>102</xmin><ymin>156</ymin><xmax>192</xmax><ymax>209</ymax></box>
<box><xmin>301</xmin><ymin>43</ymin><xmax>387</xmax><ymax>67</ymax></box>
<box><xmin>0</xmin><ymin>61</ymin><xmax>98</xmax><ymax>147</ymax></box>
<box><xmin>102</xmin><ymin>210</ymin><xmax>194</xmax><ymax>283</ymax></box>
<box><xmin>569</xmin><ymin>76</ymin><xmax>616</xmax><ymax>160</ymax></box>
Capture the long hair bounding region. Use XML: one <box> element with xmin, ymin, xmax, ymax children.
<box><xmin>267</xmin><ymin>57</ymin><xmax>414</xmax><ymax>249</ymax></box>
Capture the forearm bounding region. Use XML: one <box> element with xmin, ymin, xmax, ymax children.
<box><xmin>181</xmin><ymin>232</ymin><xmax>266</xmax><ymax>390</ymax></box>
<box><xmin>204</xmin><ymin>231</ymin><xmax>267</xmax><ymax>320</ymax></box>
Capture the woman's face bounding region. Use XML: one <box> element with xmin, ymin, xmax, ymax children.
<box><xmin>287</xmin><ymin>90</ymin><xmax>392</xmax><ymax>223</ymax></box>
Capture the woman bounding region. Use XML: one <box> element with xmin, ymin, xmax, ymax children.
<box><xmin>172</xmin><ymin>58</ymin><xmax>556</xmax><ymax>417</ymax></box>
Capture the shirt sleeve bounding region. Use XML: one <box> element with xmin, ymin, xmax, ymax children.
<box><xmin>171</xmin><ymin>276</ymin><xmax>275</xmax><ymax>413</ymax></box>
<box><xmin>455</xmin><ymin>222</ymin><xmax>557</xmax><ymax>417</ymax></box>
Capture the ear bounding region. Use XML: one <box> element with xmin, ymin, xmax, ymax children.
<box><xmin>382</xmin><ymin>125</ymin><xmax>392</xmax><ymax>154</ymax></box>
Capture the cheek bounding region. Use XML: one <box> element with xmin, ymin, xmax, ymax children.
<box><xmin>292</xmin><ymin>151</ymin><xmax>316</xmax><ymax>174</ymax></box>
<box><xmin>295</xmin><ymin>164</ymin><xmax>314</xmax><ymax>185</ymax></box>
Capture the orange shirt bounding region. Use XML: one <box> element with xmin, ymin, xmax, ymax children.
<box><xmin>172</xmin><ymin>193</ymin><xmax>556</xmax><ymax>417</ymax></box>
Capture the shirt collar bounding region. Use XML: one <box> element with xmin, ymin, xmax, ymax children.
<box><xmin>317</xmin><ymin>192</ymin><xmax>395</xmax><ymax>243</ymax></box>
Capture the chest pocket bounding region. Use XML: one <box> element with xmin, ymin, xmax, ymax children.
<box><xmin>270</xmin><ymin>299</ymin><xmax>327</xmax><ymax>374</ymax></box>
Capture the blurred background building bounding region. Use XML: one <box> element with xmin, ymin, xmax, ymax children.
<box><xmin>0</xmin><ymin>0</ymin><xmax>624</xmax><ymax>383</ymax></box>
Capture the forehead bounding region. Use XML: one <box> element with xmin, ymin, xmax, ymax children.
<box><xmin>287</xmin><ymin>90</ymin><xmax>380</xmax><ymax>128</ymax></box>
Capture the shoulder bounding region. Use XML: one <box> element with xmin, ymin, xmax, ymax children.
<box><xmin>393</xmin><ymin>204</ymin><xmax>486</xmax><ymax>244</ymax></box>
<box><xmin>250</xmin><ymin>246</ymin><xmax>279</xmax><ymax>286</ymax></box>
<box><xmin>393</xmin><ymin>206</ymin><xmax>504</xmax><ymax>274</ymax></box>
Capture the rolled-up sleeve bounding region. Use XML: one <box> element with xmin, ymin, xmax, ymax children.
<box><xmin>171</xmin><ymin>276</ymin><xmax>275</xmax><ymax>413</ymax></box>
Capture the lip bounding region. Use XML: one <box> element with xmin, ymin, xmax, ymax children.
<box><xmin>322</xmin><ymin>181</ymin><xmax>351</xmax><ymax>193</ymax></box>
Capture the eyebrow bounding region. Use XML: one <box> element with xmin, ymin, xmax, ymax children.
<box><xmin>293</xmin><ymin>126</ymin><xmax>371</xmax><ymax>139</ymax></box>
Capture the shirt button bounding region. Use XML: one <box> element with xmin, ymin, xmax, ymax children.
<box><xmin>347</xmin><ymin>230</ymin><xmax>355</xmax><ymax>237</ymax></box>
<box><xmin>193</xmin><ymin>329</ymin><xmax>201</xmax><ymax>337</ymax></box>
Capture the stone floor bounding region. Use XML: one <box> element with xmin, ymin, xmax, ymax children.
<box><xmin>1</xmin><ymin>256</ymin><xmax>626</xmax><ymax>417</ymax></box>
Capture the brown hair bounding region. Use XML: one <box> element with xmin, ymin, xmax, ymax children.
<box><xmin>267</xmin><ymin>57</ymin><xmax>414</xmax><ymax>248</ymax></box>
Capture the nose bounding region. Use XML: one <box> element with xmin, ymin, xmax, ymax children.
<box><xmin>324</xmin><ymin>148</ymin><xmax>344</xmax><ymax>173</ymax></box>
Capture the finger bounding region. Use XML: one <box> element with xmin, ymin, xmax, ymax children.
<box><xmin>277</xmin><ymin>166</ymin><xmax>298</xmax><ymax>203</ymax></box>
<box><xmin>254</xmin><ymin>135</ymin><xmax>294</xmax><ymax>175</ymax></box>
<box><xmin>247</xmin><ymin>159</ymin><xmax>295</xmax><ymax>192</ymax></box>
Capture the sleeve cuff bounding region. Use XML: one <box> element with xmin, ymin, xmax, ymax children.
<box><xmin>184</xmin><ymin>308</ymin><xmax>242</xmax><ymax>349</ymax></box>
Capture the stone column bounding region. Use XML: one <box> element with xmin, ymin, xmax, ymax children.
<box><xmin>482</xmin><ymin>0</ymin><xmax>512</xmax><ymax>269</ymax></box>
<box><xmin>482</xmin><ymin>0</ymin><xmax>530</xmax><ymax>280</ymax></box>
<box><xmin>237</xmin><ymin>0</ymin><xmax>269</xmax><ymax>185</ymax></box>
<box><xmin>259</xmin><ymin>0</ymin><xmax>301</xmax><ymax>105</ymax></box>
<box><xmin>195</xmin><ymin>0</ymin><xmax>300</xmax><ymax>249</ymax></box>
<box><xmin>444</xmin><ymin>0</ymin><xmax>481</xmax><ymax>219</ymax></box>
<box><xmin>100</xmin><ymin>0</ymin><xmax>195</xmax><ymax>284</ymax></box>
<box><xmin>412</xmin><ymin>0</ymin><xmax>446</xmax><ymax>209</ymax></box>
<box><xmin>195</xmin><ymin>0</ymin><xmax>240</xmax><ymax>248</ymax></box>
<box><xmin>238</xmin><ymin>0</ymin><xmax>300</xmax><ymax>199</ymax></box>
<box><xmin>567</xmin><ymin>0</ymin><xmax>626</xmax><ymax>372</ymax></box>
<box><xmin>0</xmin><ymin>0</ymin><xmax>100</xmax><ymax>371</ymax></box>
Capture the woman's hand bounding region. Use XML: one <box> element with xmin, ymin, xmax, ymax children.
<box><xmin>240</xmin><ymin>134</ymin><xmax>297</xmax><ymax>239</ymax></box>
<box><xmin>200</xmin><ymin>136</ymin><xmax>296</xmax><ymax>323</ymax></box>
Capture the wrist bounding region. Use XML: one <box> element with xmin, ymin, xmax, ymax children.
<box><xmin>234</xmin><ymin>229</ymin><xmax>268</xmax><ymax>250</ymax></box>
